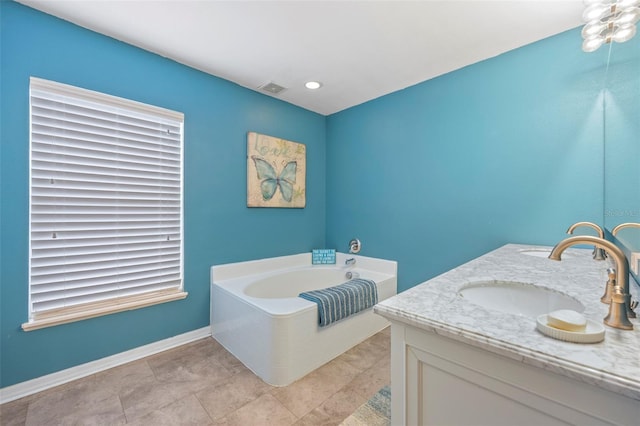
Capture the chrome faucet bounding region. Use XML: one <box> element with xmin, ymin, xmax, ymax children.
<box><xmin>548</xmin><ymin>235</ymin><xmax>636</xmax><ymax>329</ymax></box>
<box><xmin>348</xmin><ymin>238</ymin><xmax>361</xmax><ymax>254</ymax></box>
<box><xmin>566</xmin><ymin>222</ymin><xmax>606</xmax><ymax>260</ymax></box>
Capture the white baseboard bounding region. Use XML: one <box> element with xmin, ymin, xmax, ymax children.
<box><xmin>0</xmin><ymin>326</ymin><xmax>211</xmax><ymax>404</ymax></box>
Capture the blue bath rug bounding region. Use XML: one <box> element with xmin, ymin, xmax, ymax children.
<box><xmin>340</xmin><ymin>385</ymin><xmax>390</xmax><ymax>426</ymax></box>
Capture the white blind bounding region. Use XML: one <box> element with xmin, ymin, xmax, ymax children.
<box><xmin>28</xmin><ymin>77</ymin><xmax>184</xmax><ymax>317</ymax></box>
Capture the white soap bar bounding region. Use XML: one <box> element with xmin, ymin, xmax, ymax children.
<box><xmin>547</xmin><ymin>310</ymin><xmax>587</xmax><ymax>332</ymax></box>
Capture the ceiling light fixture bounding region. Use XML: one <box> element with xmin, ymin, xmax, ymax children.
<box><xmin>581</xmin><ymin>0</ymin><xmax>640</xmax><ymax>52</ymax></box>
<box><xmin>305</xmin><ymin>81</ymin><xmax>322</xmax><ymax>90</ymax></box>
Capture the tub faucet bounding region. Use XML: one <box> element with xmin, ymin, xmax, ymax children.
<box><xmin>548</xmin><ymin>235</ymin><xmax>636</xmax><ymax>329</ymax></box>
<box><xmin>566</xmin><ymin>222</ymin><xmax>606</xmax><ymax>260</ymax></box>
<box><xmin>345</xmin><ymin>258</ymin><xmax>356</xmax><ymax>266</ymax></box>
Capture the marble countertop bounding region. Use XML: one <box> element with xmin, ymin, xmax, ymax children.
<box><xmin>374</xmin><ymin>244</ymin><xmax>640</xmax><ymax>401</ymax></box>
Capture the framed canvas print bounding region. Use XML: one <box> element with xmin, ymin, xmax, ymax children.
<box><xmin>247</xmin><ymin>132</ymin><xmax>306</xmax><ymax>208</ymax></box>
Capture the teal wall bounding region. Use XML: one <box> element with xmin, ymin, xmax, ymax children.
<box><xmin>326</xmin><ymin>28</ymin><xmax>615</xmax><ymax>292</ymax></box>
<box><xmin>2</xmin><ymin>1</ymin><xmax>638</xmax><ymax>389</ymax></box>
<box><xmin>603</xmin><ymin>40</ymin><xmax>640</xmax><ymax>229</ymax></box>
<box><xmin>0</xmin><ymin>2</ymin><xmax>326</xmax><ymax>387</ymax></box>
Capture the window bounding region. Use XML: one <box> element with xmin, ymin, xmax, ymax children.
<box><xmin>24</xmin><ymin>77</ymin><xmax>186</xmax><ymax>331</ymax></box>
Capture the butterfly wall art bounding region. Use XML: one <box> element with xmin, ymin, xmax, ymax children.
<box><xmin>247</xmin><ymin>132</ymin><xmax>306</xmax><ymax>208</ymax></box>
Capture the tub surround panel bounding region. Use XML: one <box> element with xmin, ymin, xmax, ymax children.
<box><xmin>211</xmin><ymin>253</ymin><xmax>397</xmax><ymax>386</ymax></box>
<box><xmin>375</xmin><ymin>244</ymin><xmax>640</xmax><ymax>401</ymax></box>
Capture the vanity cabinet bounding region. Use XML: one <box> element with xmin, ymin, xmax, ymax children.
<box><xmin>391</xmin><ymin>322</ymin><xmax>638</xmax><ymax>426</ymax></box>
<box><xmin>375</xmin><ymin>245</ymin><xmax>640</xmax><ymax>426</ymax></box>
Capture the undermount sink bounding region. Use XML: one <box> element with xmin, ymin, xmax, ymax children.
<box><xmin>519</xmin><ymin>249</ymin><xmax>573</xmax><ymax>259</ymax></box>
<box><xmin>458</xmin><ymin>280</ymin><xmax>584</xmax><ymax>317</ymax></box>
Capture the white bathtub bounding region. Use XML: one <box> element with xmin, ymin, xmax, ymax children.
<box><xmin>210</xmin><ymin>252</ymin><xmax>397</xmax><ymax>386</ymax></box>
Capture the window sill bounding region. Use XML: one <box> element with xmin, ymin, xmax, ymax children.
<box><xmin>22</xmin><ymin>289</ymin><xmax>188</xmax><ymax>332</ymax></box>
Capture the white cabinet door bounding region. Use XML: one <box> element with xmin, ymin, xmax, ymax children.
<box><xmin>391</xmin><ymin>322</ymin><xmax>638</xmax><ymax>426</ymax></box>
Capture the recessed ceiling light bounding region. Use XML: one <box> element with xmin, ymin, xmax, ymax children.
<box><xmin>305</xmin><ymin>81</ymin><xmax>322</xmax><ymax>90</ymax></box>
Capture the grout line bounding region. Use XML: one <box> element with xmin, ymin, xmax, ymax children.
<box><xmin>192</xmin><ymin>392</ymin><xmax>216</xmax><ymax>425</ymax></box>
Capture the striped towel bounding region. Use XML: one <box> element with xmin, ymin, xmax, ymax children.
<box><xmin>299</xmin><ymin>278</ymin><xmax>378</xmax><ymax>327</ymax></box>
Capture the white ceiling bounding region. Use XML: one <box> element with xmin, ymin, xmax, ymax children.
<box><xmin>17</xmin><ymin>0</ymin><xmax>585</xmax><ymax>115</ymax></box>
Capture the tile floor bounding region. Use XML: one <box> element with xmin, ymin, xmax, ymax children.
<box><xmin>1</xmin><ymin>327</ymin><xmax>390</xmax><ymax>425</ymax></box>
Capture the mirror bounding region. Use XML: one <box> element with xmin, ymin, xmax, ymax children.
<box><xmin>602</xmin><ymin>39</ymin><xmax>640</xmax><ymax>280</ymax></box>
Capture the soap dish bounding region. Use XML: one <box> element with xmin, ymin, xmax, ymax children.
<box><xmin>536</xmin><ymin>314</ymin><xmax>605</xmax><ymax>344</ymax></box>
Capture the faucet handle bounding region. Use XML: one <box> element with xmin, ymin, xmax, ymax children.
<box><xmin>604</xmin><ymin>285</ymin><xmax>634</xmax><ymax>330</ymax></box>
<box><xmin>606</xmin><ymin>268</ymin><xmax>616</xmax><ymax>282</ymax></box>
<box><xmin>600</xmin><ymin>268</ymin><xmax>616</xmax><ymax>304</ymax></box>
<box><xmin>348</xmin><ymin>238</ymin><xmax>361</xmax><ymax>254</ymax></box>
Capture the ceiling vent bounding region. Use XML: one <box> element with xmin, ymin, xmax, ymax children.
<box><xmin>259</xmin><ymin>82</ymin><xmax>287</xmax><ymax>95</ymax></box>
